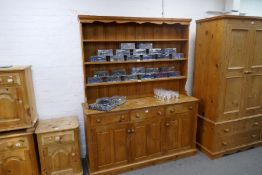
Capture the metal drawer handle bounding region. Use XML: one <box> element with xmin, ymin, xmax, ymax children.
<box><xmin>224</xmin><ymin>129</ymin><xmax>230</xmax><ymax>133</ymax></box>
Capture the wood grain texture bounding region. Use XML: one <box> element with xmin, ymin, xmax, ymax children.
<box><xmin>36</xmin><ymin>117</ymin><xmax>82</xmax><ymax>175</ymax></box>
<box><xmin>0</xmin><ymin>130</ymin><xmax>39</xmax><ymax>175</ymax></box>
<box><xmin>84</xmin><ymin>98</ymin><xmax>198</xmax><ymax>175</ymax></box>
<box><xmin>193</xmin><ymin>16</ymin><xmax>262</xmax><ymax>158</ymax></box>
<box><xmin>79</xmin><ymin>15</ymin><xmax>191</xmax><ymax>103</ymax></box>
<box><xmin>0</xmin><ymin>66</ymin><xmax>38</xmax><ymax>132</ymax></box>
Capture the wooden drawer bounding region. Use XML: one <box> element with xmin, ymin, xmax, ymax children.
<box><xmin>130</xmin><ymin>107</ymin><xmax>164</xmax><ymax>122</ymax></box>
<box><xmin>91</xmin><ymin>112</ymin><xmax>129</xmax><ymax>126</ymax></box>
<box><xmin>216</xmin><ymin>130</ymin><xmax>261</xmax><ymax>151</ymax></box>
<box><xmin>247</xmin><ymin>117</ymin><xmax>262</xmax><ymax>130</ymax></box>
<box><xmin>216</xmin><ymin>116</ymin><xmax>262</xmax><ymax>137</ymax></box>
<box><xmin>0</xmin><ymin>137</ymin><xmax>29</xmax><ymax>152</ymax></box>
<box><xmin>166</xmin><ymin>103</ymin><xmax>194</xmax><ymax>116</ymax></box>
<box><xmin>41</xmin><ymin>130</ymin><xmax>75</xmax><ymax>146</ymax></box>
<box><xmin>0</xmin><ymin>73</ymin><xmax>21</xmax><ymax>86</ymax></box>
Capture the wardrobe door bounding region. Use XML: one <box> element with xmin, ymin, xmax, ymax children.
<box><xmin>243</xmin><ymin>26</ymin><xmax>262</xmax><ymax>116</ymax></box>
<box><xmin>220</xmin><ymin>23</ymin><xmax>252</xmax><ymax>121</ymax></box>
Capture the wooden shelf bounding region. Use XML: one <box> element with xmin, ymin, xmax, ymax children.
<box><xmin>85</xmin><ymin>58</ymin><xmax>187</xmax><ymax>65</ymax></box>
<box><xmin>86</xmin><ymin>76</ymin><xmax>187</xmax><ymax>87</ymax></box>
<box><xmin>83</xmin><ymin>39</ymin><xmax>188</xmax><ymax>42</ymax></box>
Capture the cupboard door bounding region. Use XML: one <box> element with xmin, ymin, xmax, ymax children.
<box><xmin>179</xmin><ymin>112</ymin><xmax>194</xmax><ymax>147</ymax></box>
<box><xmin>164</xmin><ymin>117</ymin><xmax>180</xmax><ymax>153</ymax></box>
<box><xmin>0</xmin><ymin>150</ymin><xmax>34</xmax><ymax>175</ymax></box>
<box><xmin>221</xmin><ymin>24</ymin><xmax>252</xmax><ymax>121</ymax></box>
<box><xmin>130</xmin><ymin>119</ymin><xmax>162</xmax><ymax>162</ymax></box>
<box><xmin>42</xmin><ymin>144</ymin><xmax>77</xmax><ymax>175</ymax></box>
<box><xmin>244</xmin><ymin>28</ymin><xmax>262</xmax><ymax>116</ymax></box>
<box><xmin>0</xmin><ymin>87</ymin><xmax>28</xmax><ymax>129</ymax></box>
<box><xmin>92</xmin><ymin>124</ymin><xmax>129</xmax><ymax>170</ymax></box>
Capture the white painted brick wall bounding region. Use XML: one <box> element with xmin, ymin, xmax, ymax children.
<box><xmin>1</xmin><ymin>0</ymin><xmax>260</xmax><ymax>157</ymax></box>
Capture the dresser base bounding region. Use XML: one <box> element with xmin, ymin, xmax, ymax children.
<box><xmin>88</xmin><ymin>149</ymin><xmax>197</xmax><ymax>175</ymax></box>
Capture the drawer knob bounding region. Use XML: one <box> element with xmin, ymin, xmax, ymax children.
<box><xmin>145</xmin><ymin>110</ymin><xmax>149</xmax><ymax>113</ymax></box>
<box><xmin>222</xmin><ymin>142</ymin><xmax>228</xmax><ymax>146</ymax></box>
<box><xmin>188</xmin><ymin>106</ymin><xmax>193</xmax><ymax>110</ymax></box>
<box><xmin>136</xmin><ymin>114</ymin><xmax>140</xmax><ymax>118</ymax></box>
<box><xmin>251</xmin><ymin>134</ymin><xmax>257</xmax><ymax>138</ymax></box>
<box><xmin>55</xmin><ymin>136</ymin><xmax>61</xmax><ymax>142</ymax></box>
<box><xmin>127</xmin><ymin>129</ymin><xmax>131</xmax><ymax>133</ymax></box>
<box><xmin>7</xmin><ymin>78</ymin><xmax>14</xmax><ymax>83</ymax></box>
<box><xmin>170</xmin><ymin>109</ymin><xmax>175</xmax><ymax>113</ymax></box>
<box><xmin>165</xmin><ymin>123</ymin><xmax>170</xmax><ymax>127</ymax></box>
<box><xmin>253</xmin><ymin>122</ymin><xmax>259</xmax><ymax>126</ymax></box>
<box><xmin>15</xmin><ymin>143</ymin><xmax>22</xmax><ymax>148</ymax></box>
<box><xmin>71</xmin><ymin>153</ymin><xmax>76</xmax><ymax>157</ymax></box>
<box><xmin>120</xmin><ymin>115</ymin><xmax>125</xmax><ymax>121</ymax></box>
<box><xmin>7</xmin><ymin>143</ymin><xmax>13</xmax><ymax>148</ymax></box>
<box><xmin>224</xmin><ymin>129</ymin><xmax>230</xmax><ymax>133</ymax></box>
<box><xmin>131</xmin><ymin>129</ymin><xmax>135</xmax><ymax>133</ymax></box>
<box><xmin>96</xmin><ymin>119</ymin><xmax>101</xmax><ymax>123</ymax></box>
<box><xmin>157</xmin><ymin>111</ymin><xmax>162</xmax><ymax>115</ymax></box>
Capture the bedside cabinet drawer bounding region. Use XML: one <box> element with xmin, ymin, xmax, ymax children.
<box><xmin>41</xmin><ymin>131</ymin><xmax>75</xmax><ymax>146</ymax></box>
<box><xmin>166</xmin><ymin>103</ymin><xmax>194</xmax><ymax>116</ymax></box>
<box><xmin>131</xmin><ymin>107</ymin><xmax>164</xmax><ymax>122</ymax></box>
<box><xmin>0</xmin><ymin>73</ymin><xmax>21</xmax><ymax>86</ymax></box>
<box><xmin>91</xmin><ymin>112</ymin><xmax>129</xmax><ymax>126</ymax></box>
<box><xmin>0</xmin><ymin>137</ymin><xmax>29</xmax><ymax>152</ymax></box>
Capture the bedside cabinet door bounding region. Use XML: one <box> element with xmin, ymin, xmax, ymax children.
<box><xmin>0</xmin><ymin>150</ymin><xmax>34</xmax><ymax>175</ymax></box>
<box><xmin>42</xmin><ymin>144</ymin><xmax>78</xmax><ymax>175</ymax></box>
<box><xmin>0</xmin><ymin>87</ymin><xmax>29</xmax><ymax>130</ymax></box>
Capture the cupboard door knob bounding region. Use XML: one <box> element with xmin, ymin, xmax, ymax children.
<box><xmin>188</xmin><ymin>106</ymin><xmax>193</xmax><ymax>110</ymax></box>
<box><xmin>71</xmin><ymin>153</ymin><xmax>76</xmax><ymax>156</ymax></box>
<box><xmin>224</xmin><ymin>128</ymin><xmax>230</xmax><ymax>133</ymax></box>
<box><xmin>157</xmin><ymin>111</ymin><xmax>162</xmax><ymax>115</ymax></box>
<box><xmin>131</xmin><ymin>129</ymin><xmax>135</xmax><ymax>133</ymax></box>
<box><xmin>251</xmin><ymin>134</ymin><xmax>257</xmax><ymax>138</ymax></box>
<box><xmin>55</xmin><ymin>136</ymin><xmax>61</xmax><ymax>142</ymax></box>
<box><xmin>136</xmin><ymin>114</ymin><xmax>140</xmax><ymax>118</ymax></box>
<box><xmin>222</xmin><ymin>142</ymin><xmax>227</xmax><ymax>146</ymax></box>
<box><xmin>170</xmin><ymin>109</ymin><xmax>175</xmax><ymax>113</ymax></box>
<box><xmin>253</xmin><ymin>122</ymin><xmax>259</xmax><ymax>126</ymax></box>
<box><xmin>96</xmin><ymin>119</ymin><xmax>101</xmax><ymax>123</ymax></box>
<box><xmin>165</xmin><ymin>123</ymin><xmax>170</xmax><ymax>127</ymax></box>
<box><xmin>127</xmin><ymin>129</ymin><xmax>131</xmax><ymax>133</ymax></box>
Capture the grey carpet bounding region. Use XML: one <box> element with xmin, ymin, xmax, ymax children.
<box><xmin>83</xmin><ymin>147</ymin><xmax>262</xmax><ymax>175</ymax></box>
